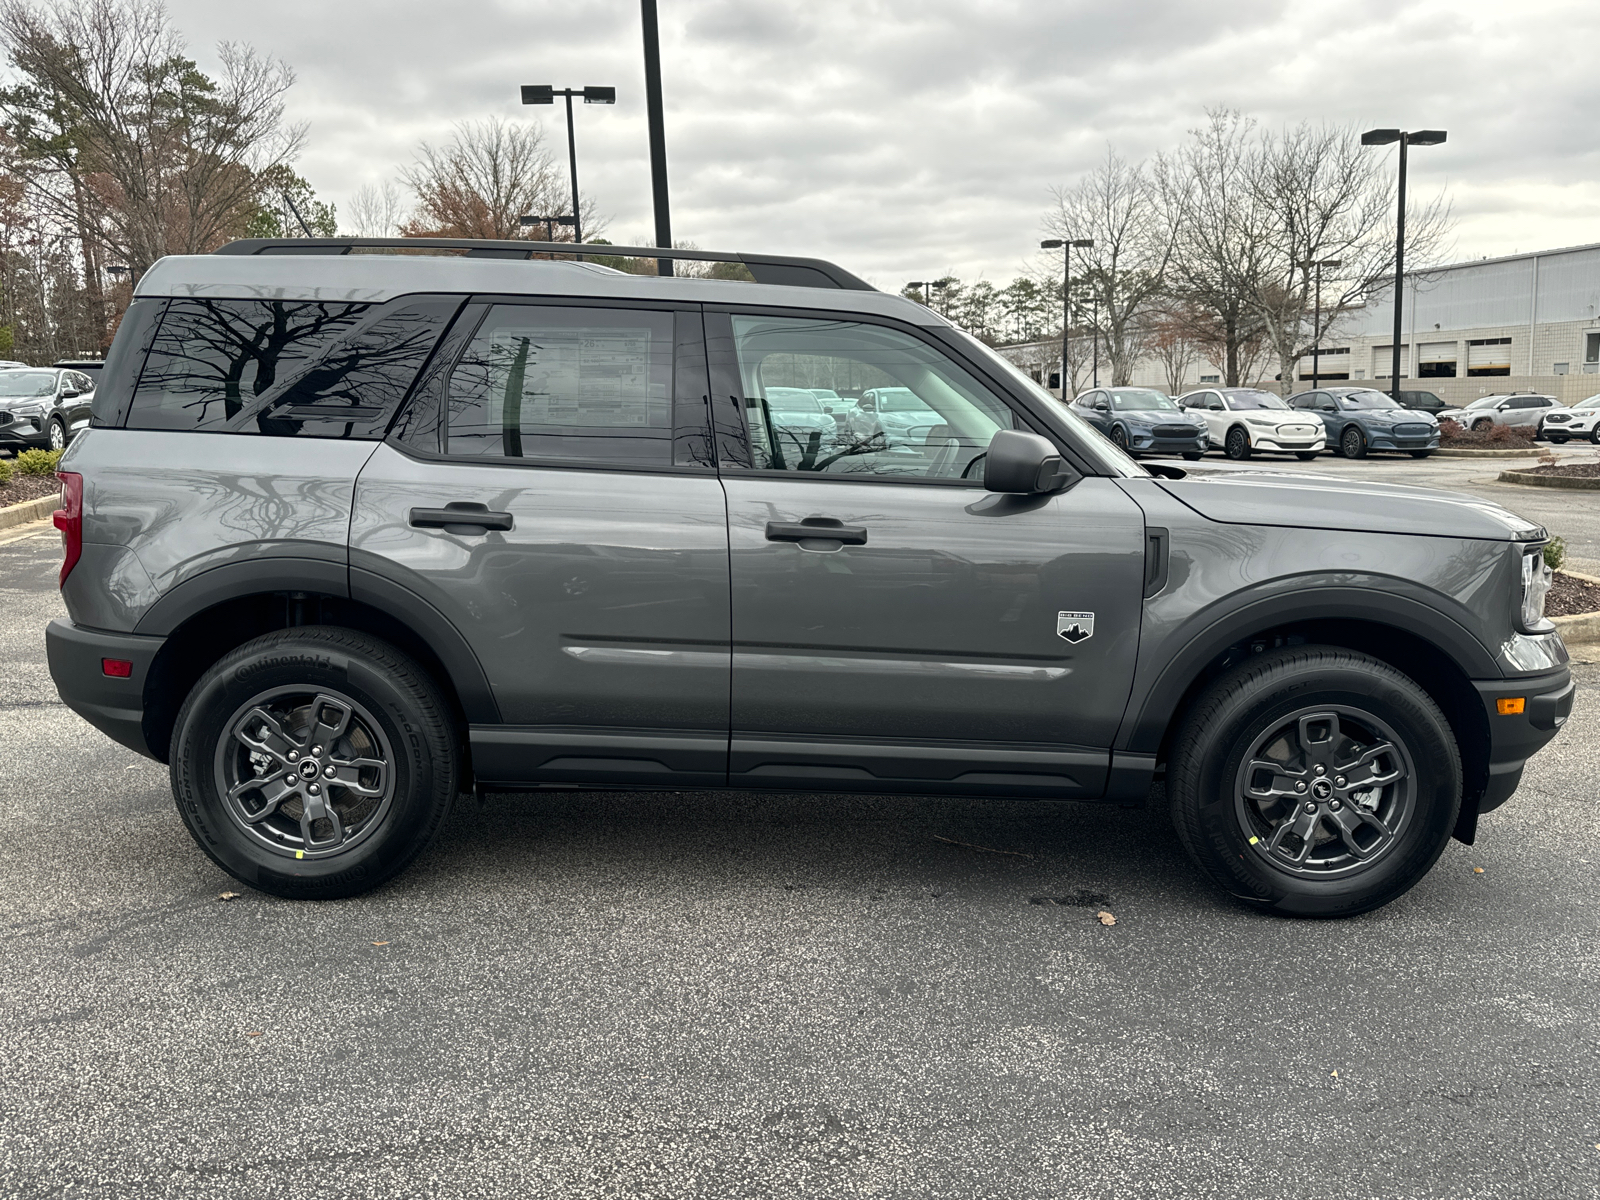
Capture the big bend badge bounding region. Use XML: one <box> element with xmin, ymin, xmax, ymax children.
<box><xmin>1056</xmin><ymin>611</ymin><xmax>1095</xmax><ymax>644</ymax></box>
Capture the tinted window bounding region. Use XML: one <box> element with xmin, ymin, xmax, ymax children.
<box><xmin>445</xmin><ymin>305</ymin><xmax>676</xmax><ymax>465</ymax></box>
<box><xmin>1110</xmin><ymin>389</ymin><xmax>1177</xmax><ymax>411</ymax></box>
<box><xmin>728</xmin><ymin>314</ymin><xmax>1018</xmax><ymax>480</ymax></box>
<box><xmin>1223</xmin><ymin>389</ymin><xmax>1287</xmax><ymax>410</ymax></box>
<box><xmin>131</xmin><ymin>300</ymin><xmax>372</xmax><ymax>432</ymax></box>
<box><xmin>1337</xmin><ymin>390</ymin><xmax>1400</xmax><ymax>410</ymax></box>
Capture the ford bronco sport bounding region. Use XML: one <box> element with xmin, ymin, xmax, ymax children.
<box><xmin>45</xmin><ymin>238</ymin><xmax>1574</xmax><ymax>916</ymax></box>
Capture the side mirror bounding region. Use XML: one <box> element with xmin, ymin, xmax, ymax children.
<box><xmin>984</xmin><ymin>429</ymin><xmax>1078</xmax><ymax>494</ymax></box>
<box><xmin>1094</xmin><ymin>401</ymin><xmax>1110</xmax><ymax>412</ymax></box>
<box><xmin>61</xmin><ymin>389</ymin><xmax>80</xmax><ymax>399</ymax></box>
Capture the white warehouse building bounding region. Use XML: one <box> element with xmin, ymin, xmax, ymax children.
<box><xmin>1002</xmin><ymin>241</ymin><xmax>1600</xmax><ymax>406</ymax></box>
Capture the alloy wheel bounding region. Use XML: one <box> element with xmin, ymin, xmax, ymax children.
<box><xmin>48</xmin><ymin>420</ymin><xmax>65</xmax><ymax>451</ymax></box>
<box><xmin>1233</xmin><ymin>705</ymin><xmax>1416</xmax><ymax>879</ymax></box>
<box><xmin>213</xmin><ymin>685</ymin><xmax>395</xmax><ymax>859</ymax></box>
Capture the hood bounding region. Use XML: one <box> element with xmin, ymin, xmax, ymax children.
<box><xmin>1156</xmin><ymin>469</ymin><xmax>1544</xmax><ymax>542</ymax></box>
<box><xmin>1121</xmin><ymin>409</ymin><xmax>1202</xmax><ymax>425</ymax></box>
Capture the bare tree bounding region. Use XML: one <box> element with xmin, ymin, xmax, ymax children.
<box><xmin>1155</xmin><ymin>111</ymin><xmax>1273</xmax><ymax>387</ymax></box>
<box><xmin>1041</xmin><ymin>149</ymin><xmax>1173</xmax><ymax>386</ymax></box>
<box><xmin>0</xmin><ymin>0</ymin><xmax>304</xmax><ymax>284</ymax></box>
<box><xmin>399</xmin><ymin>117</ymin><xmax>571</xmax><ymax>240</ymax></box>
<box><xmin>345</xmin><ymin>181</ymin><xmax>404</xmax><ymax>237</ymax></box>
<box><xmin>1147</xmin><ymin>306</ymin><xmax>1203</xmax><ymax>396</ymax></box>
<box><xmin>1249</xmin><ymin>122</ymin><xmax>1453</xmax><ymax>393</ymax></box>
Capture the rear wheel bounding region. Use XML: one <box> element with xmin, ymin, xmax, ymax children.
<box><xmin>1591</xmin><ymin>427</ymin><xmax>1600</xmax><ymax>446</ymax></box>
<box><xmin>170</xmin><ymin>626</ymin><xmax>458</xmax><ymax>900</ymax></box>
<box><xmin>1340</xmin><ymin>427</ymin><xmax>1367</xmax><ymax>459</ymax></box>
<box><xmin>1224</xmin><ymin>427</ymin><xmax>1252</xmax><ymax>460</ymax></box>
<box><xmin>1168</xmin><ymin>646</ymin><xmax>1461</xmax><ymax>918</ymax></box>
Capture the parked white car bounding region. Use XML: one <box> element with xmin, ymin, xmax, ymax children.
<box><xmin>1177</xmin><ymin>387</ymin><xmax>1327</xmax><ymax>460</ymax></box>
<box><xmin>1437</xmin><ymin>393</ymin><xmax>1558</xmax><ymax>431</ymax></box>
<box><xmin>1537</xmin><ymin>394</ymin><xmax>1600</xmax><ymax>444</ymax></box>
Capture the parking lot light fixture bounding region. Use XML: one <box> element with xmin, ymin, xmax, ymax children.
<box><xmin>1298</xmin><ymin>258</ymin><xmax>1342</xmax><ymax>388</ymax></box>
<box><xmin>1042</xmin><ymin>237</ymin><xmax>1093</xmax><ymax>398</ymax></box>
<box><xmin>520</xmin><ymin>213</ymin><xmax>577</xmax><ymax>243</ymax></box>
<box><xmin>907</xmin><ymin>280</ymin><xmax>927</xmax><ymax>304</ymax></box>
<box><xmin>520</xmin><ymin>84</ymin><xmax>616</xmax><ymax>251</ymax></box>
<box><xmin>1363</xmin><ymin>128</ymin><xmax>1447</xmax><ymax>401</ymax></box>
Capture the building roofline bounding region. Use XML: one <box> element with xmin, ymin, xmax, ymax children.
<box><xmin>1405</xmin><ymin>240</ymin><xmax>1600</xmax><ymax>281</ymax></box>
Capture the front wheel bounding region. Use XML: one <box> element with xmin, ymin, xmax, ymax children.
<box><xmin>1111</xmin><ymin>425</ymin><xmax>1131</xmax><ymax>453</ymax></box>
<box><xmin>169</xmin><ymin>626</ymin><xmax>459</xmax><ymax>899</ymax></box>
<box><xmin>1168</xmin><ymin>646</ymin><xmax>1461</xmax><ymax>918</ymax></box>
<box><xmin>1341</xmin><ymin>427</ymin><xmax>1367</xmax><ymax>459</ymax></box>
<box><xmin>48</xmin><ymin>418</ymin><xmax>67</xmax><ymax>451</ymax></box>
<box><xmin>1591</xmin><ymin>427</ymin><xmax>1600</xmax><ymax>446</ymax></box>
<box><xmin>1472</xmin><ymin>418</ymin><xmax>1493</xmax><ymax>432</ymax></box>
<box><xmin>1224</xmin><ymin>427</ymin><xmax>1252</xmax><ymax>460</ymax></box>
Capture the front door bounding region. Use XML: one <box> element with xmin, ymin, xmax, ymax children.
<box><xmin>352</xmin><ymin>301</ymin><xmax>731</xmax><ymax>788</ymax></box>
<box><xmin>708</xmin><ymin>310</ymin><xmax>1146</xmax><ymax>798</ymax></box>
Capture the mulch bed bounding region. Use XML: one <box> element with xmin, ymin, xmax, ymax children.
<box><xmin>1515</xmin><ymin>462</ymin><xmax>1600</xmax><ymax>479</ymax></box>
<box><xmin>1438</xmin><ymin>421</ymin><xmax>1536</xmax><ymax>449</ymax></box>
<box><xmin>1549</xmin><ymin>571</ymin><xmax>1600</xmax><ymax>618</ymax></box>
<box><xmin>0</xmin><ymin>474</ymin><xmax>62</xmax><ymax>508</ymax></box>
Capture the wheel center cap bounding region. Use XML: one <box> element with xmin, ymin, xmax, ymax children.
<box><xmin>298</xmin><ymin>759</ymin><xmax>320</xmax><ymax>780</ymax></box>
<box><xmin>1311</xmin><ymin>778</ymin><xmax>1334</xmax><ymax>800</ymax></box>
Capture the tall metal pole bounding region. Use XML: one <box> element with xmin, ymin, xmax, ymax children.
<box><xmin>1312</xmin><ymin>260</ymin><xmax>1322</xmax><ymax>389</ymax></box>
<box><xmin>1092</xmin><ymin>295</ymin><xmax>1099</xmax><ymax>388</ymax></box>
<box><xmin>641</xmin><ymin>0</ymin><xmax>673</xmax><ymax>277</ymax></box>
<box><xmin>1060</xmin><ymin>252</ymin><xmax>1070</xmax><ymax>399</ymax></box>
<box><xmin>564</xmin><ymin>91</ymin><xmax>582</xmax><ymax>244</ymax></box>
<box><xmin>1390</xmin><ymin>132</ymin><xmax>1409</xmax><ymax>402</ymax></box>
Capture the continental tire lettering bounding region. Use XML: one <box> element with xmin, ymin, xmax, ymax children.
<box><xmin>233</xmin><ymin>653</ymin><xmax>335</xmax><ymax>682</ymax></box>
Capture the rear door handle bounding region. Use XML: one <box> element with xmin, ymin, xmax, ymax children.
<box><xmin>409</xmin><ymin>503</ymin><xmax>514</xmax><ymax>533</ymax></box>
<box><xmin>765</xmin><ymin>517</ymin><xmax>868</xmax><ymax>546</ymax></box>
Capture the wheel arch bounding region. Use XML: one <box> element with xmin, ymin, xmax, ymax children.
<box><xmin>138</xmin><ymin>566</ymin><xmax>497</xmax><ymax>766</ymax></box>
<box><xmin>1126</xmin><ymin>595</ymin><xmax>1494</xmax><ymax>842</ymax></box>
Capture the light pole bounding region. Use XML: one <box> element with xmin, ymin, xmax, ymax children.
<box><xmin>1041</xmin><ymin>237</ymin><xmax>1092</xmax><ymax>398</ymax></box>
<box><xmin>1297</xmin><ymin>257</ymin><xmax>1342</xmax><ymax>388</ymax></box>
<box><xmin>641</xmin><ymin>0</ymin><xmax>673</xmax><ymax>276</ymax></box>
<box><xmin>1092</xmin><ymin>295</ymin><xmax>1100</xmax><ymax>387</ymax></box>
<box><xmin>1362</xmin><ymin>127</ymin><xmax>1446</xmax><ymax>401</ymax></box>
<box><xmin>930</xmin><ymin>277</ymin><xmax>952</xmax><ymax>318</ymax></box>
<box><xmin>521</xmin><ymin>84</ymin><xmax>617</xmax><ymax>250</ymax></box>
<box><xmin>520</xmin><ymin>213</ymin><xmax>576</xmax><ymax>242</ymax></box>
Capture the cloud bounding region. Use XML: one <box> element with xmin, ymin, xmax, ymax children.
<box><xmin>164</xmin><ymin>0</ymin><xmax>1600</xmax><ymax>288</ymax></box>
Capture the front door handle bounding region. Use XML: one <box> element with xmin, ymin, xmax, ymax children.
<box><xmin>410</xmin><ymin>503</ymin><xmax>514</xmax><ymax>533</ymax></box>
<box><xmin>765</xmin><ymin>517</ymin><xmax>868</xmax><ymax>547</ymax></box>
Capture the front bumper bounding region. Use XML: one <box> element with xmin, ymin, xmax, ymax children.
<box><xmin>1474</xmin><ymin>668</ymin><xmax>1574</xmax><ymax>812</ymax></box>
<box><xmin>1367</xmin><ymin>430</ymin><xmax>1441</xmax><ymax>451</ymax></box>
<box><xmin>1128</xmin><ymin>432</ymin><xmax>1209</xmax><ymax>454</ymax></box>
<box><xmin>1252</xmin><ymin>432</ymin><xmax>1327</xmax><ymax>453</ymax></box>
<box><xmin>45</xmin><ymin>618</ymin><xmax>165</xmax><ymax>759</ymax></box>
<box><xmin>0</xmin><ymin>419</ymin><xmax>48</xmax><ymax>449</ymax></box>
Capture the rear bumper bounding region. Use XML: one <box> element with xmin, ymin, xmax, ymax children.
<box><xmin>45</xmin><ymin>618</ymin><xmax>164</xmax><ymax>759</ymax></box>
<box><xmin>1474</xmin><ymin>668</ymin><xmax>1574</xmax><ymax>812</ymax></box>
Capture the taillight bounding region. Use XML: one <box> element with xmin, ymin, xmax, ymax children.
<box><xmin>53</xmin><ymin>471</ymin><xmax>82</xmax><ymax>588</ymax></box>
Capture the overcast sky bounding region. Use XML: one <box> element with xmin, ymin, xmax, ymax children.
<box><xmin>163</xmin><ymin>0</ymin><xmax>1600</xmax><ymax>291</ymax></box>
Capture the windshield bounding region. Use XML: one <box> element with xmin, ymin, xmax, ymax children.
<box><xmin>1339</xmin><ymin>390</ymin><xmax>1400</xmax><ymax>410</ymax></box>
<box><xmin>808</xmin><ymin>389</ymin><xmax>840</xmax><ymax>400</ymax></box>
<box><xmin>765</xmin><ymin>388</ymin><xmax>822</xmax><ymax>413</ymax></box>
<box><xmin>1463</xmin><ymin>396</ymin><xmax>1502</xmax><ymax>410</ymax></box>
<box><xmin>0</xmin><ymin>371</ymin><xmax>56</xmax><ymax>398</ymax></box>
<box><xmin>1111</xmin><ymin>389</ymin><xmax>1178</xmax><ymax>412</ymax></box>
<box><xmin>875</xmin><ymin>388</ymin><xmax>932</xmax><ymax>413</ymax></box>
<box><xmin>1224</xmin><ymin>390</ymin><xmax>1287</xmax><ymax>410</ymax></box>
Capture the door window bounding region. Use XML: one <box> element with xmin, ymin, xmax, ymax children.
<box><xmin>724</xmin><ymin>313</ymin><xmax>1018</xmax><ymax>480</ymax></box>
<box><xmin>444</xmin><ymin>305</ymin><xmax>682</xmax><ymax>466</ymax></box>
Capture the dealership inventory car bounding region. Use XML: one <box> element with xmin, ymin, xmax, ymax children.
<box><xmin>1179</xmin><ymin>387</ymin><xmax>1327</xmax><ymax>460</ymax></box>
<box><xmin>1070</xmin><ymin>387</ymin><xmax>1209</xmax><ymax>459</ymax></box>
<box><xmin>0</xmin><ymin>366</ymin><xmax>97</xmax><ymax>452</ymax></box>
<box><xmin>1536</xmin><ymin>394</ymin><xmax>1600</xmax><ymax>444</ymax></box>
<box><xmin>839</xmin><ymin>385</ymin><xmax>941</xmax><ymax>449</ymax></box>
<box><xmin>1437</xmin><ymin>393</ymin><xmax>1557</xmax><ymax>432</ymax></box>
<box><xmin>1289</xmin><ymin>387</ymin><xmax>1441</xmax><ymax>458</ymax></box>
<box><xmin>1395</xmin><ymin>389</ymin><xmax>1448</xmax><ymax>414</ymax></box>
<box><xmin>45</xmin><ymin>237</ymin><xmax>1571</xmax><ymax>919</ymax></box>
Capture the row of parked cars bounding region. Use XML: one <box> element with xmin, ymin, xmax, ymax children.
<box><xmin>0</xmin><ymin>361</ymin><xmax>101</xmax><ymax>454</ymax></box>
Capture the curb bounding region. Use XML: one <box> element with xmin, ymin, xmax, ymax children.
<box><xmin>1554</xmin><ymin>610</ymin><xmax>1600</xmax><ymax>646</ymax></box>
<box><xmin>0</xmin><ymin>492</ymin><xmax>60</xmax><ymax>530</ymax></box>
<box><xmin>1436</xmin><ymin>447</ymin><xmax>1542</xmax><ymax>458</ymax></box>
<box><xmin>1496</xmin><ymin>469</ymin><xmax>1600</xmax><ymax>490</ymax></box>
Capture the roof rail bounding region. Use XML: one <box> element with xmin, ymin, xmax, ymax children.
<box><xmin>213</xmin><ymin>237</ymin><xmax>876</xmax><ymax>292</ymax></box>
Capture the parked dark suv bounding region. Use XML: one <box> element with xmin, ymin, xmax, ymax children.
<box><xmin>0</xmin><ymin>366</ymin><xmax>97</xmax><ymax>452</ymax></box>
<box><xmin>45</xmin><ymin>238</ymin><xmax>1573</xmax><ymax>917</ymax></box>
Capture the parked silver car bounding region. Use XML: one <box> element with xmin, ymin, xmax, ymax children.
<box><xmin>1437</xmin><ymin>393</ymin><xmax>1558</xmax><ymax>432</ymax></box>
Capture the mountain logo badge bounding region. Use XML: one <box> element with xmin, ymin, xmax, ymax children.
<box><xmin>1056</xmin><ymin>611</ymin><xmax>1095</xmax><ymax>643</ymax></box>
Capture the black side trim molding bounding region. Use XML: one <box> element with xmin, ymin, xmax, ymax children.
<box><xmin>469</xmin><ymin>725</ymin><xmax>728</xmax><ymax>787</ymax></box>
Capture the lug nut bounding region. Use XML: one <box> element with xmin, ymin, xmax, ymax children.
<box><xmin>1304</xmin><ymin>801</ymin><xmax>1317</xmax><ymax>813</ymax></box>
<box><xmin>308</xmin><ymin>784</ymin><xmax>320</xmax><ymax>795</ymax></box>
<box><xmin>1335</xmin><ymin>775</ymin><xmax>1346</xmax><ymax>787</ymax></box>
<box><xmin>311</xmin><ymin>745</ymin><xmax>323</xmax><ymax>756</ymax></box>
<box><xmin>1295</xmin><ymin>781</ymin><xmax>1307</xmax><ymax>793</ymax></box>
<box><xmin>1331</xmin><ymin>800</ymin><xmax>1342</xmax><ymax>811</ymax></box>
<box><xmin>288</xmin><ymin>750</ymin><xmax>300</xmax><ymax>762</ymax></box>
<box><xmin>324</xmin><ymin>765</ymin><xmax>336</xmax><ymax>778</ymax></box>
<box><xmin>1313</xmin><ymin>764</ymin><xmax>1325</xmax><ymax>776</ymax></box>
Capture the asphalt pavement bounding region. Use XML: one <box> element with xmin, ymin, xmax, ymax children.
<box><xmin>2</xmin><ymin>457</ymin><xmax>1598</xmax><ymax>1199</ymax></box>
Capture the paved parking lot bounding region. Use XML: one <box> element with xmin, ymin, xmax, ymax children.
<box><xmin>2</xmin><ymin>454</ymin><xmax>1598</xmax><ymax>1199</ymax></box>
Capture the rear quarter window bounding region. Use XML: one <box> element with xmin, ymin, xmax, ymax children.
<box><xmin>127</xmin><ymin>297</ymin><xmax>459</xmax><ymax>438</ymax></box>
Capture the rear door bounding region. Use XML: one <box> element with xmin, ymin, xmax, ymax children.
<box><xmin>352</xmin><ymin>299</ymin><xmax>731</xmax><ymax>788</ymax></box>
<box><xmin>708</xmin><ymin>308</ymin><xmax>1145</xmax><ymax>798</ymax></box>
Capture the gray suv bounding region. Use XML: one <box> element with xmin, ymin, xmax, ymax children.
<box><xmin>45</xmin><ymin>238</ymin><xmax>1574</xmax><ymax>917</ymax></box>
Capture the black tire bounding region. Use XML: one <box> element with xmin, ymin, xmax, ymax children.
<box><xmin>48</xmin><ymin>418</ymin><xmax>67</xmax><ymax>451</ymax></box>
<box><xmin>1471</xmin><ymin>418</ymin><xmax>1493</xmax><ymax>432</ymax></box>
<box><xmin>1409</xmin><ymin>450</ymin><xmax>1433</xmax><ymax>458</ymax></box>
<box><xmin>1548</xmin><ymin>436</ymin><xmax>1567</xmax><ymax>444</ymax></box>
<box><xmin>1181</xmin><ymin>451</ymin><xmax>1203</xmax><ymax>461</ymax></box>
<box><xmin>1224</xmin><ymin>427</ymin><xmax>1252</xmax><ymax>460</ymax></box>
<box><xmin>1168</xmin><ymin>646</ymin><xmax>1461</xmax><ymax>918</ymax></box>
<box><xmin>1340</xmin><ymin>426</ymin><xmax>1367</xmax><ymax>459</ymax></box>
<box><xmin>1111</xmin><ymin>425</ymin><xmax>1131</xmax><ymax>452</ymax></box>
<box><xmin>170</xmin><ymin>626</ymin><xmax>459</xmax><ymax>900</ymax></box>
<box><xmin>1295</xmin><ymin>451</ymin><xmax>1319</xmax><ymax>461</ymax></box>
<box><xmin>1591</xmin><ymin>427</ymin><xmax>1600</xmax><ymax>446</ymax></box>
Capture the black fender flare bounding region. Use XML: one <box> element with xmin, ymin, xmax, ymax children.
<box><xmin>1116</xmin><ymin>584</ymin><xmax>1499</xmax><ymax>755</ymax></box>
